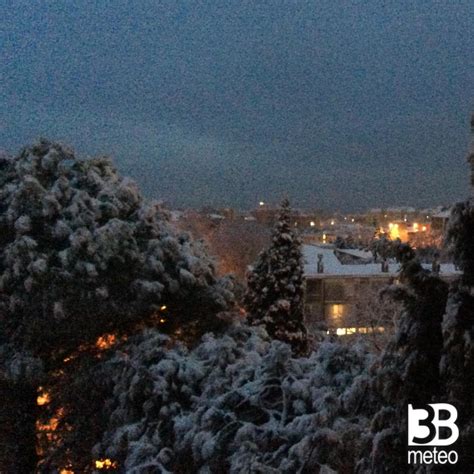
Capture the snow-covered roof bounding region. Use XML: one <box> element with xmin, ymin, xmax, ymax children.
<box><xmin>303</xmin><ymin>245</ymin><xmax>460</xmax><ymax>278</ymax></box>
<box><xmin>335</xmin><ymin>248</ymin><xmax>373</xmax><ymax>260</ymax></box>
<box><xmin>432</xmin><ymin>210</ymin><xmax>451</xmax><ymax>219</ymax></box>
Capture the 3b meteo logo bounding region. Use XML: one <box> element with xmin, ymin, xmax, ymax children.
<box><xmin>407</xmin><ymin>404</ymin><xmax>459</xmax><ymax>465</ymax></box>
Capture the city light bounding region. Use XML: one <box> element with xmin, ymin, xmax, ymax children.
<box><xmin>95</xmin><ymin>459</ymin><xmax>118</xmax><ymax>470</ymax></box>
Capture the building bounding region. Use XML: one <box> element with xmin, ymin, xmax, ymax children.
<box><xmin>431</xmin><ymin>209</ymin><xmax>451</xmax><ymax>234</ymax></box>
<box><xmin>303</xmin><ymin>244</ymin><xmax>460</xmax><ymax>335</ymax></box>
<box><xmin>252</xmin><ymin>203</ymin><xmax>322</xmax><ymax>229</ymax></box>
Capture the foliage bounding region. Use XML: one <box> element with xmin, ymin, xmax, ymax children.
<box><xmin>95</xmin><ymin>324</ymin><xmax>373</xmax><ymax>473</ymax></box>
<box><xmin>446</xmin><ymin>199</ymin><xmax>474</xmax><ymax>284</ymax></box>
<box><xmin>0</xmin><ymin>140</ymin><xmax>234</xmax><ymax>471</ymax></box>
<box><xmin>367</xmin><ymin>248</ymin><xmax>449</xmax><ymax>472</ymax></box>
<box><xmin>244</xmin><ymin>199</ymin><xmax>307</xmax><ymax>353</ymax></box>
<box><xmin>440</xmin><ymin>198</ymin><xmax>474</xmax><ymax>471</ymax></box>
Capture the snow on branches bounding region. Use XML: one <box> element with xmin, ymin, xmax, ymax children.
<box><xmin>244</xmin><ymin>199</ymin><xmax>307</xmax><ymax>353</ymax></box>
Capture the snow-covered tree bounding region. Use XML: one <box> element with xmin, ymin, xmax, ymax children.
<box><xmin>367</xmin><ymin>245</ymin><xmax>448</xmax><ymax>472</ymax></box>
<box><xmin>94</xmin><ymin>323</ymin><xmax>373</xmax><ymax>473</ymax></box>
<box><xmin>344</xmin><ymin>287</ymin><xmax>404</xmax><ymax>354</ymax></box>
<box><xmin>244</xmin><ymin>199</ymin><xmax>307</xmax><ymax>353</ymax></box>
<box><xmin>0</xmin><ymin>140</ymin><xmax>234</xmax><ymax>472</ymax></box>
<box><xmin>370</xmin><ymin>235</ymin><xmax>401</xmax><ymax>262</ymax></box>
<box><xmin>439</xmin><ymin>199</ymin><xmax>474</xmax><ymax>470</ymax></box>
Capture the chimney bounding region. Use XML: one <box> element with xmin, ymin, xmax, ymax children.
<box><xmin>317</xmin><ymin>254</ymin><xmax>324</xmax><ymax>274</ymax></box>
<box><xmin>432</xmin><ymin>258</ymin><xmax>441</xmax><ymax>275</ymax></box>
<box><xmin>381</xmin><ymin>259</ymin><xmax>389</xmax><ymax>273</ymax></box>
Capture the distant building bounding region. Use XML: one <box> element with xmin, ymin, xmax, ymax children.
<box><xmin>252</xmin><ymin>204</ymin><xmax>322</xmax><ymax>229</ymax></box>
<box><xmin>431</xmin><ymin>209</ymin><xmax>451</xmax><ymax>233</ymax></box>
<box><xmin>303</xmin><ymin>244</ymin><xmax>460</xmax><ymax>335</ymax></box>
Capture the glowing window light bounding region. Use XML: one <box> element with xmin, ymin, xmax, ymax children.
<box><xmin>328</xmin><ymin>326</ymin><xmax>386</xmax><ymax>336</ymax></box>
<box><xmin>96</xmin><ymin>334</ymin><xmax>117</xmax><ymax>350</ymax></box>
<box><xmin>310</xmin><ymin>221</ymin><xmax>315</xmax><ymax>227</ymax></box>
<box><xmin>388</xmin><ymin>223</ymin><xmax>400</xmax><ymax>240</ymax></box>
<box><xmin>37</xmin><ymin>389</ymin><xmax>50</xmax><ymax>406</ymax></box>
<box><xmin>160</xmin><ymin>305</ymin><xmax>167</xmax><ymax>311</ymax></box>
<box><xmin>259</xmin><ymin>201</ymin><xmax>265</xmax><ymax>206</ymax></box>
<box><xmin>422</xmin><ymin>225</ymin><xmax>427</xmax><ymax>232</ymax></box>
<box><xmin>328</xmin><ymin>304</ymin><xmax>345</xmax><ymax>325</ymax></box>
<box><xmin>95</xmin><ymin>459</ymin><xmax>117</xmax><ymax>470</ymax></box>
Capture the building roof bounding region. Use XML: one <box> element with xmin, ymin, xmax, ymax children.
<box><xmin>335</xmin><ymin>248</ymin><xmax>373</xmax><ymax>260</ymax></box>
<box><xmin>432</xmin><ymin>210</ymin><xmax>451</xmax><ymax>219</ymax></box>
<box><xmin>303</xmin><ymin>244</ymin><xmax>460</xmax><ymax>278</ymax></box>
<box><xmin>208</xmin><ymin>213</ymin><xmax>226</xmax><ymax>220</ymax></box>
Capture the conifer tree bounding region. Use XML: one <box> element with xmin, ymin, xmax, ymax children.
<box><xmin>440</xmin><ymin>199</ymin><xmax>474</xmax><ymax>471</ymax></box>
<box><xmin>368</xmin><ymin>244</ymin><xmax>448</xmax><ymax>472</ymax></box>
<box><xmin>0</xmin><ymin>140</ymin><xmax>233</xmax><ymax>472</ymax></box>
<box><xmin>244</xmin><ymin>199</ymin><xmax>307</xmax><ymax>353</ymax></box>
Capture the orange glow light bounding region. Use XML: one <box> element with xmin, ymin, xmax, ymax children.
<box><xmin>95</xmin><ymin>459</ymin><xmax>117</xmax><ymax>470</ymax></box>
<box><xmin>95</xmin><ymin>334</ymin><xmax>117</xmax><ymax>350</ymax></box>
<box><xmin>37</xmin><ymin>390</ymin><xmax>50</xmax><ymax>406</ymax></box>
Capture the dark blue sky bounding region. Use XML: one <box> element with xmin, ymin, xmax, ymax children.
<box><xmin>1</xmin><ymin>1</ymin><xmax>473</xmax><ymax>211</ymax></box>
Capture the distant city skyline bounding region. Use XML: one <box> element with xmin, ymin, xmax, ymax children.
<box><xmin>2</xmin><ymin>1</ymin><xmax>473</xmax><ymax>211</ymax></box>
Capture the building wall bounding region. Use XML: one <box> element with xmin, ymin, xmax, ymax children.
<box><xmin>304</xmin><ymin>275</ymin><xmax>395</xmax><ymax>332</ymax></box>
<box><xmin>304</xmin><ymin>272</ymin><xmax>459</xmax><ymax>335</ymax></box>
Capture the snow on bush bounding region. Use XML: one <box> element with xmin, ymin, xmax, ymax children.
<box><xmin>0</xmin><ymin>140</ymin><xmax>235</xmax><ymax>364</ymax></box>
<box><xmin>0</xmin><ymin>140</ymin><xmax>235</xmax><ymax>472</ymax></box>
<box><xmin>95</xmin><ymin>324</ymin><xmax>373</xmax><ymax>473</ymax></box>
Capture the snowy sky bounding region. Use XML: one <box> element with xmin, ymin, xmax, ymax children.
<box><xmin>1</xmin><ymin>1</ymin><xmax>473</xmax><ymax>211</ymax></box>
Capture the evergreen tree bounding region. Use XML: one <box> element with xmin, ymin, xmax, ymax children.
<box><xmin>0</xmin><ymin>140</ymin><xmax>234</xmax><ymax>472</ymax></box>
<box><xmin>368</xmin><ymin>244</ymin><xmax>448</xmax><ymax>473</ymax></box>
<box><xmin>440</xmin><ymin>199</ymin><xmax>474</xmax><ymax>471</ymax></box>
<box><xmin>95</xmin><ymin>324</ymin><xmax>371</xmax><ymax>473</ymax></box>
<box><xmin>244</xmin><ymin>199</ymin><xmax>307</xmax><ymax>353</ymax></box>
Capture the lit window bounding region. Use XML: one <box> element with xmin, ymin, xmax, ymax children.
<box><xmin>327</xmin><ymin>304</ymin><xmax>346</xmax><ymax>324</ymax></box>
